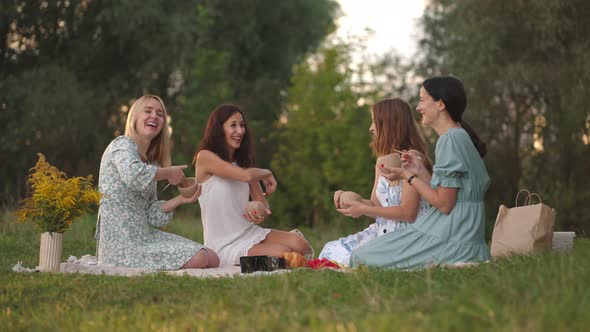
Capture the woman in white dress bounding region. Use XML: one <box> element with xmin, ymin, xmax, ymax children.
<box><xmin>194</xmin><ymin>104</ymin><xmax>312</xmax><ymax>266</ymax></box>
<box><xmin>319</xmin><ymin>98</ymin><xmax>432</xmax><ymax>266</ymax></box>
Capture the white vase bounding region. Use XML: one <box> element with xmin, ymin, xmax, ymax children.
<box><xmin>39</xmin><ymin>232</ymin><xmax>64</xmax><ymax>272</ymax></box>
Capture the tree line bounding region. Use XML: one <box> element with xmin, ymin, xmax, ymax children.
<box><xmin>2</xmin><ymin>0</ymin><xmax>588</xmax><ymax>234</ymax></box>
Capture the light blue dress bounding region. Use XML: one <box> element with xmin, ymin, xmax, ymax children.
<box><xmin>96</xmin><ymin>136</ymin><xmax>204</xmax><ymax>270</ymax></box>
<box><xmin>350</xmin><ymin>128</ymin><xmax>492</xmax><ymax>269</ymax></box>
<box><xmin>318</xmin><ymin>178</ymin><xmax>429</xmax><ymax>266</ymax></box>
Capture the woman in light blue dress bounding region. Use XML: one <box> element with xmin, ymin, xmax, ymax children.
<box><xmin>97</xmin><ymin>95</ymin><xmax>219</xmax><ymax>270</ymax></box>
<box><xmin>319</xmin><ymin>98</ymin><xmax>432</xmax><ymax>266</ymax></box>
<box><xmin>351</xmin><ymin>76</ymin><xmax>492</xmax><ymax>269</ymax></box>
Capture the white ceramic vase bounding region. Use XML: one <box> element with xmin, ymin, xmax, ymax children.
<box><xmin>39</xmin><ymin>232</ymin><xmax>63</xmax><ymax>272</ymax></box>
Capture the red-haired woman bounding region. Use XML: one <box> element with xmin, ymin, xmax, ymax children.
<box><xmin>319</xmin><ymin>98</ymin><xmax>432</xmax><ymax>266</ymax></box>
<box><xmin>193</xmin><ymin>104</ymin><xmax>313</xmax><ymax>266</ymax></box>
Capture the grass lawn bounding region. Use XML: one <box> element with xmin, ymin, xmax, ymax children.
<box><xmin>1</xmin><ymin>209</ymin><xmax>588</xmax><ymax>331</ymax></box>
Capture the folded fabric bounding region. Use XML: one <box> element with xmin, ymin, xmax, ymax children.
<box><xmin>14</xmin><ymin>255</ymin><xmax>290</xmax><ymax>278</ymax></box>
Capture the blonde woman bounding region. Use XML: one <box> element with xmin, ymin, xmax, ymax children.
<box><xmin>319</xmin><ymin>98</ymin><xmax>432</xmax><ymax>266</ymax></box>
<box><xmin>96</xmin><ymin>94</ymin><xmax>219</xmax><ymax>270</ymax></box>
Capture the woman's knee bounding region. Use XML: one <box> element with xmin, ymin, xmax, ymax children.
<box><xmin>290</xmin><ymin>234</ymin><xmax>312</xmax><ymax>254</ymax></box>
<box><xmin>181</xmin><ymin>248</ymin><xmax>218</xmax><ymax>269</ymax></box>
<box><xmin>248</xmin><ymin>243</ymin><xmax>289</xmax><ymax>257</ymax></box>
<box><xmin>206</xmin><ymin>249</ymin><xmax>220</xmax><ymax>267</ymax></box>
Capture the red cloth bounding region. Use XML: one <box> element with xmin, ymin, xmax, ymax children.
<box><xmin>306</xmin><ymin>258</ymin><xmax>340</xmax><ymax>269</ymax></box>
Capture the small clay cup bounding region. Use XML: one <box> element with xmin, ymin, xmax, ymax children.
<box><xmin>376</xmin><ymin>153</ymin><xmax>402</xmax><ymax>169</ymax></box>
<box><xmin>377</xmin><ymin>153</ymin><xmax>403</xmax><ymax>181</ymax></box>
<box><xmin>245</xmin><ymin>201</ymin><xmax>266</xmax><ymax>217</ymax></box>
<box><xmin>178</xmin><ymin>177</ymin><xmax>198</xmax><ymax>198</ymax></box>
<box><xmin>339</xmin><ymin>191</ymin><xmax>363</xmax><ymax>208</ymax></box>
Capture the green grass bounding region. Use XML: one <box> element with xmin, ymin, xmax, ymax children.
<box><xmin>1</xmin><ymin>209</ymin><xmax>588</xmax><ymax>331</ymax></box>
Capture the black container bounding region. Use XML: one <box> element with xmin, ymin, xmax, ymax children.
<box><xmin>239</xmin><ymin>255</ymin><xmax>286</xmax><ymax>273</ymax></box>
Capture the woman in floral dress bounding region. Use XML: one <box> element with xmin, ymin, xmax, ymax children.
<box><xmin>96</xmin><ymin>94</ymin><xmax>219</xmax><ymax>270</ymax></box>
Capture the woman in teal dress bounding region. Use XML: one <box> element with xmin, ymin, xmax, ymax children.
<box><xmin>350</xmin><ymin>76</ymin><xmax>492</xmax><ymax>269</ymax></box>
<box><xmin>97</xmin><ymin>94</ymin><xmax>219</xmax><ymax>270</ymax></box>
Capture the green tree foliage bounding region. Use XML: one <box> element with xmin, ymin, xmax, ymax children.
<box><xmin>176</xmin><ymin>0</ymin><xmax>338</xmax><ymax>168</ymax></box>
<box><xmin>269</xmin><ymin>42</ymin><xmax>375</xmax><ymax>228</ymax></box>
<box><xmin>0</xmin><ymin>0</ymin><xmax>201</xmax><ymax>202</ymax></box>
<box><xmin>417</xmin><ymin>0</ymin><xmax>590</xmax><ymax>233</ymax></box>
<box><xmin>0</xmin><ymin>1</ymin><xmax>337</xmax><ymax>205</ymax></box>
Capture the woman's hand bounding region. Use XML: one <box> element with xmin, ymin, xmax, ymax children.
<box><xmin>243</xmin><ymin>208</ymin><xmax>272</xmax><ymax>224</ymax></box>
<box><xmin>401</xmin><ymin>150</ymin><xmax>426</xmax><ymax>176</ymax></box>
<box><xmin>378</xmin><ymin>165</ymin><xmax>406</xmax><ymax>182</ymax></box>
<box><xmin>336</xmin><ymin>201</ymin><xmax>365</xmax><ymax>218</ymax></box>
<box><xmin>333</xmin><ymin>190</ymin><xmax>344</xmax><ymax>209</ymax></box>
<box><xmin>262</xmin><ymin>174</ymin><xmax>277</xmax><ymax>196</ymax></box>
<box><xmin>167</xmin><ymin>165</ymin><xmax>187</xmax><ymax>185</ymax></box>
<box><xmin>154</xmin><ymin>165</ymin><xmax>187</xmax><ymax>185</ymax></box>
<box><xmin>160</xmin><ymin>183</ymin><xmax>201</xmax><ymax>212</ymax></box>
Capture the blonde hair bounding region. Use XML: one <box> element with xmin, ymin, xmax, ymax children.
<box><xmin>370</xmin><ymin>98</ymin><xmax>433</xmax><ymax>172</ymax></box>
<box><xmin>124</xmin><ymin>94</ymin><xmax>172</xmax><ymax>167</ymax></box>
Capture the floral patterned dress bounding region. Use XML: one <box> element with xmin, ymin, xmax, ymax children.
<box><xmin>96</xmin><ymin>136</ymin><xmax>204</xmax><ymax>270</ymax></box>
<box><xmin>318</xmin><ymin>178</ymin><xmax>430</xmax><ymax>266</ymax></box>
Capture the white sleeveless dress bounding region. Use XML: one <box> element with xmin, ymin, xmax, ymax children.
<box><xmin>198</xmin><ymin>175</ymin><xmax>271</xmax><ymax>266</ymax></box>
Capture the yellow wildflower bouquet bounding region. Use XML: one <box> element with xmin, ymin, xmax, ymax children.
<box><xmin>16</xmin><ymin>153</ymin><xmax>101</xmax><ymax>233</ymax></box>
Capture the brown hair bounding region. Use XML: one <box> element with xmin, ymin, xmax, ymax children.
<box><xmin>194</xmin><ymin>104</ymin><xmax>254</xmax><ymax>168</ymax></box>
<box><xmin>124</xmin><ymin>94</ymin><xmax>171</xmax><ymax>167</ymax></box>
<box><xmin>370</xmin><ymin>98</ymin><xmax>433</xmax><ymax>172</ymax></box>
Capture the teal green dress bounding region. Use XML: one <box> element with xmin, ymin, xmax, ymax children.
<box><xmin>350</xmin><ymin>128</ymin><xmax>491</xmax><ymax>269</ymax></box>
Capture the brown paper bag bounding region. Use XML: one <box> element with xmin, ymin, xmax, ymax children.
<box><xmin>490</xmin><ymin>189</ymin><xmax>556</xmax><ymax>257</ymax></box>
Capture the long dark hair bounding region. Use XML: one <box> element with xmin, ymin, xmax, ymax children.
<box><xmin>194</xmin><ymin>104</ymin><xmax>254</xmax><ymax>168</ymax></box>
<box><xmin>370</xmin><ymin>98</ymin><xmax>433</xmax><ymax>172</ymax></box>
<box><xmin>422</xmin><ymin>76</ymin><xmax>487</xmax><ymax>157</ymax></box>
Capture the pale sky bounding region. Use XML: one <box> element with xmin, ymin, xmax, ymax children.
<box><xmin>336</xmin><ymin>0</ymin><xmax>426</xmax><ymax>58</ymax></box>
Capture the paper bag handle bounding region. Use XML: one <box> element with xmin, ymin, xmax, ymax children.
<box><xmin>515</xmin><ymin>189</ymin><xmax>531</xmax><ymax>207</ymax></box>
<box><xmin>515</xmin><ymin>189</ymin><xmax>543</xmax><ymax>206</ymax></box>
<box><xmin>525</xmin><ymin>193</ymin><xmax>542</xmax><ymax>205</ymax></box>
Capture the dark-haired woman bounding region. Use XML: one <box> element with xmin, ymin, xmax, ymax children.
<box><xmin>194</xmin><ymin>104</ymin><xmax>312</xmax><ymax>266</ymax></box>
<box><xmin>351</xmin><ymin>76</ymin><xmax>492</xmax><ymax>269</ymax></box>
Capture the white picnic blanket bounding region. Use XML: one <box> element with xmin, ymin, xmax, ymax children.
<box><xmin>13</xmin><ymin>255</ymin><xmax>290</xmax><ymax>278</ymax></box>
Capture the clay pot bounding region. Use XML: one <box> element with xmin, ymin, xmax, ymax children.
<box><xmin>339</xmin><ymin>191</ymin><xmax>363</xmax><ymax>208</ymax></box>
<box><xmin>245</xmin><ymin>201</ymin><xmax>266</xmax><ymax>217</ymax></box>
<box><xmin>178</xmin><ymin>177</ymin><xmax>198</xmax><ymax>198</ymax></box>
<box><xmin>376</xmin><ymin>153</ymin><xmax>402</xmax><ymax>169</ymax></box>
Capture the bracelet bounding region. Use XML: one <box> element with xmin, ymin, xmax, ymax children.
<box><xmin>407</xmin><ymin>175</ymin><xmax>416</xmax><ymax>185</ymax></box>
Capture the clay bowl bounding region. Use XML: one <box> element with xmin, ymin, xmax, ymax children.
<box><xmin>376</xmin><ymin>153</ymin><xmax>402</xmax><ymax>169</ymax></box>
<box><xmin>178</xmin><ymin>177</ymin><xmax>198</xmax><ymax>198</ymax></box>
<box><xmin>339</xmin><ymin>191</ymin><xmax>363</xmax><ymax>208</ymax></box>
<box><xmin>245</xmin><ymin>201</ymin><xmax>266</xmax><ymax>217</ymax></box>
